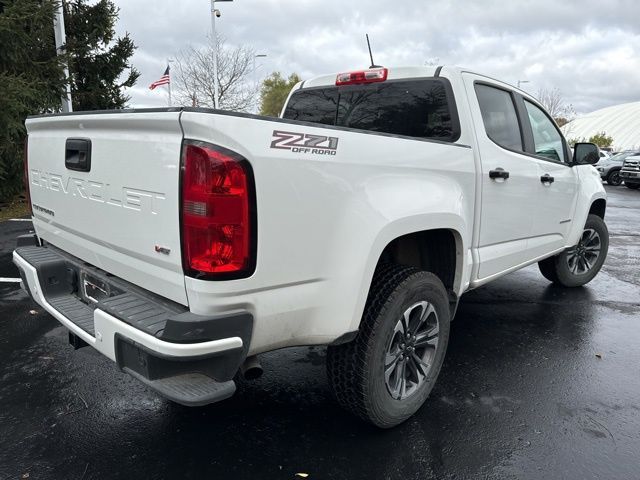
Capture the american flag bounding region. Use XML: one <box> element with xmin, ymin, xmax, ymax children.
<box><xmin>149</xmin><ymin>66</ymin><xmax>170</xmax><ymax>90</ymax></box>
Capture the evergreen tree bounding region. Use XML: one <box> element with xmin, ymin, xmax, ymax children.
<box><xmin>0</xmin><ymin>0</ymin><xmax>66</xmax><ymax>201</ymax></box>
<box><xmin>64</xmin><ymin>0</ymin><xmax>139</xmax><ymax>110</ymax></box>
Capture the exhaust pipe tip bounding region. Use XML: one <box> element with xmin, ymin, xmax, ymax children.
<box><xmin>240</xmin><ymin>355</ymin><xmax>263</xmax><ymax>380</ymax></box>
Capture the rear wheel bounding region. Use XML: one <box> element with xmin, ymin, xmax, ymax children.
<box><xmin>327</xmin><ymin>264</ymin><xmax>450</xmax><ymax>428</ymax></box>
<box><xmin>606</xmin><ymin>170</ymin><xmax>622</xmax><ymax>186</ymax></box>
<box><xmin>538</xmin><ymin>214</ymin><xmax>608</xmax><ymax>287</ymax></box>
<box><xmin>625</xmin><ymin>183</ymin><xmax>640</xmax><ymax>189</ymax></box>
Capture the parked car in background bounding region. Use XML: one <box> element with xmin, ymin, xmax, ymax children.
<box><xmin>621</xmin><ymin>154</ymin><xmax>640</xmax><ymax>189</ymax></box>
<box><xmin>597</xmin><ymin>151</ymin><xmax>640</xmax><ymax>186</ymax></box>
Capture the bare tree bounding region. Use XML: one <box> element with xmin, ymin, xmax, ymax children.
<box><xmin>173</xmin><ymin>36</ymin><xmax>258</xmax><ymax>112</ymax></box>
<box><xmin>536</xmin><ymin>87</ymin><xmax>575</xmax><ymax>127</ymax></box>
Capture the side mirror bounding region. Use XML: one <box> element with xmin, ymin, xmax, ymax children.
<box><xmin>573</xmin><ymin>143</ymin><xmax>600</xmax><ymax>165</ymax></box>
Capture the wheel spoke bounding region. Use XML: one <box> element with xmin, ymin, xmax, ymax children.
<box><xmin>390</xmin><ymin>360</ymin><xmax>403</xmax><ymax>397</ymax></box>
<box><xmin>406</xmin><ymin>355</ymin><xmax>420</xmax><ymax>383</ymax></box>
<box><xmin>579</xmin><ymin>255</ymin><xmax>589</xmax><ymax>273</ymax></box>
<box><xmin>411</xmin><ymin>352</ymin><xmax>430</xmax><ymax>376</ymax></box>
<box><xmin>568</xmin><ymin>254</ymin><xmax>579</xmax><ymax>273</ymax></box>
<box><xmin>404</xmin><ymin>301</ymin><xmax>430</xmax><ymax>335</ymax></box>
<box><xmin>416</xmin><ymin>303</ymin><xmax>435</xmax><ymax>330</ymax></box>
<box><xmin>385</xmin><ymin>352</ymin><xmax>401</xmax><ymax>376</ymax></box>
<box><xmin>584</xmin><ymin>255</ymin><xmax>594</xmax><ymax>270</ymax></box>
<box><xmin>585</xmin><ymin>229</ymin><xmax>597</xmax><ymax>244</ymax></box>
<box><xmin>585</xmin><ymin>251</ymin><xmax>599</xmax><ymax>262</ymax></box>
<box><xmin>415</xmin><ymin>328</ymin><xmax>438</xmax><ymax>348</ymax></box>
<box><xmin>400</xmin><ymin>312</ymin><xmax>409</xmax><ymax>336</ymax></box>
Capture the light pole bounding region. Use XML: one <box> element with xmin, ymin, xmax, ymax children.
<box><xmin>517</xmin><ymin>80</ymin><xmax>530</xmax><ymax>89</ymax></box>
<box><xmin>209</xmin><ymin>0</ymin><xmax>233</xmax><ymax>109</ymax></box>
<box><xmin>53</xmin><ymin>1</ymin><xmax>72</xmax><ymax>112</ymax></box>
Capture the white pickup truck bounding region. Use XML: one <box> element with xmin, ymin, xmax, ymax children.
<box><xmin>15</xmin><ymin>66</ymin><xmax>608</xmax><ymax>428</ymax></box>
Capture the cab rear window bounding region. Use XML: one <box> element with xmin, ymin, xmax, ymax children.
<box><xmin>282</xmin><ymin>79</ymin><xmax>459</xmax><ymax>142</ymax></box>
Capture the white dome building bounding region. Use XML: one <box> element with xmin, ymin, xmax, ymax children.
<box><xmin>561</xmin><ymin>101</ymin><xmax>640</xmax><ymax>151</ymax></box>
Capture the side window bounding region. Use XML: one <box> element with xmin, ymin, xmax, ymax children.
<box><xmin>475</xmin><ymin>84</ymin><xmax>523</xmax><ymax>151</ymax></box>
<box><xmin>282</xmin><ymin>88</ymin><xmax>339</xmax><ymax>125</ymax></box>
<box><xmin>524</xmin><ymin>100</ymin><xmax>565</xmax><ymax>163</ymax></box>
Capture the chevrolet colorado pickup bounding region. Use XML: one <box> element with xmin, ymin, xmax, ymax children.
<box><xmin>15</xmin><ymin>66</ymin><xmax>608</xmax><ymax>428</ymax></box>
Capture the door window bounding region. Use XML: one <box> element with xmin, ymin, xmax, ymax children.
<box><xmin>475</xmin><ymin>84</ymin><xmax>523</xmax><ymax>151</ymax></box>
<box><xmin>524</xmin><ymin>100</ymin><xmax>566</xmax><ymax>163</ymax></box>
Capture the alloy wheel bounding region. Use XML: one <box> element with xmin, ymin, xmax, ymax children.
<box><xmin>566</xmin><ymin>228</ymin><xmax>601</xmax><ymax>275</ymax></box>
<box><xmin>384</xmin><ymin>301</ymin><xmax>439</xmax><ymax>400</ymax></box>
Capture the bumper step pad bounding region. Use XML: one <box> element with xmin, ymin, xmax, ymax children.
<box><xmin>123</xmin><ymin>368</ymin><xmax>236</xmax><ymax>406</ymax></box>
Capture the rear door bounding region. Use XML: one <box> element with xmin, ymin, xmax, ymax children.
<box><xmin>518</xmin><ymin>98</ymin><xmax>578</xmax><ymax>257</ymax></box>
<box><xmin>26</xmin><ymin>111</ymin><xmax>187</xmax><ymax>305</ymax></box>
<box><xmin>463</xmin><ymin>76</ymin><xmax>540</xmax><ymax>279</ymax></box>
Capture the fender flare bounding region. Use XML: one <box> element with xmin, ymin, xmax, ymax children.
<box><xmin>347</xmin><ymin>214</ymin><xmax>468</xmax><ymax>332</ymax></box>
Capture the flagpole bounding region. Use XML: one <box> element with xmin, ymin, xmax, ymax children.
<box><xmin>167</xmin><ymin>59</ymin><xmax>172</xmax><ymax>107</ymax></box>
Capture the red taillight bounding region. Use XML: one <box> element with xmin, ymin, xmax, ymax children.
<box><xmin>23</xmin><ymin>136</ymin><xmax>32</xmax><ymax>215</ymax></box>
<box><xmin>335</xmin><ymin>67</ymin><xmax>388</xmax><ymax>86</ymax></box>
<box><xmin>180</xmin><ymin>141</ymin><xmax>255</xmax><ymax>279</ymax></box>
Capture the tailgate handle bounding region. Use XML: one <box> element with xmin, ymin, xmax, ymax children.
<box><xmin>65</xmin><ymin>138</ymin><xmax>92</xmax><ymax>172</ymax></box>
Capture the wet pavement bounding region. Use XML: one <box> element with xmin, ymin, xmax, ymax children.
<box><xmin>1</xmin><ymin>185</ymin><xmax>639</xmax><ymax>480</ymax></box>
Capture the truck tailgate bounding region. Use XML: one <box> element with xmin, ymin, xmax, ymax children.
<box><xmin>26</xmin><ymin>111</ymin><xmax>187</xmax><ymax>305</ymax></box>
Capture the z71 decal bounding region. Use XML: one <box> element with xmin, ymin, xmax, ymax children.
<box><xmin>270</xmin><ymin>130</ymin><xmax>339</xmax><ymax>156</ymax></box>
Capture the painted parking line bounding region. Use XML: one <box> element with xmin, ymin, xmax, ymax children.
<box><xmin>8</xmin><ymin>219</ymin><xmax>32</xmax><ymax>222</ymax></box>
<box><xmin>0</xmin><ymin>278</ymin><xmax>22</xmax><ymax>283</ymax></box>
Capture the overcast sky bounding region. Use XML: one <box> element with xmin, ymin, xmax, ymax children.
<box><xmin>112</xmin><ymin>0</ymin><xmax>640</xmax><ymax>114</ymax></box>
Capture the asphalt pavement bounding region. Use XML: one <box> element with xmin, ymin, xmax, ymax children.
<box><xmin>1</xmin><ymin>185</ymin><xmax>639</xmax><ymax>480</ymax></box>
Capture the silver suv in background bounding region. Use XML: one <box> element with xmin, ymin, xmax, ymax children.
<box><xmin>621</xmin><ymin>154</ymin><xmax>640</xmax><ymax>189</ymax></box>
<box><xmin>597</xmin><ymin>151</ymin><xmax>640</xmax><ymax>186</ymax></box>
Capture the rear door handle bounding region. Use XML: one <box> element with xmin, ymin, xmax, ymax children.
<box><xmin>489</xmin><ymin>168</ymin><xmax>510</xmax><ymax>180</ymax></box>
<box><xmin>540</xmin><ymin>174</ymin><xmax>555</xmax><ymax>184</ymax></box>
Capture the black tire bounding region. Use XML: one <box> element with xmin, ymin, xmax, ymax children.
<box><xmin>537</xmin><ymin>214</ymin><xmax>608</xmax><ymax>287</ymax></box>
<box><xmin>606</xmin><ymin>169</ymin><xmax>622</xmax><ymax>186</ymax></box>
<box><xmin>625</xmin><ymin>183</ymin><xmax>640</xmax><ymax>189</ymax></box>
<box><xmin>326</xmin><ymin>264</ymin><xmax>450</xmax><ymax>428</ymax></box>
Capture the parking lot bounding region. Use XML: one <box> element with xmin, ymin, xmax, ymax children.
<box><xmin>0</xmin><ymin>184</ymin><xmax>638</xmax><ymax>480</ymax></box>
